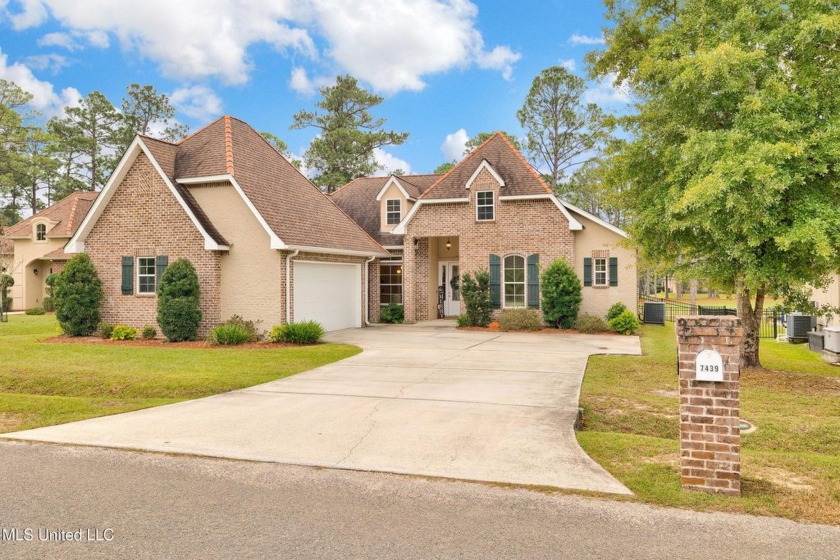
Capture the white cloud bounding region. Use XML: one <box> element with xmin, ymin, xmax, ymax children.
<box><xmin>37</xmin><ymin>31</ymin><xmax>76</xmax><ymax>50</ymax></box>
<box><xmin>169</xmin><ymin>85</ymin><xmax>222</xmax><ymax>121</ymax></box>
<box><xmin>37</xmin><ymin>30</ymin><xmax>111</xmax><ymax>50</ymax></box>
<box><xmin>23</xmin><ymin>53</ymin><xmax>69</xmax><ymax>73</ymax></box>
<box><xmin>289</xmin><ymin>66</ymin><xmax>333</xmax><ymax>96</ymax></box>
<box><xmin>14</xmin><ymin>0</ymin><xmax>518</xmax><ymax>92</ymax></box>
<box><xmin>441</xmin><ymin>128</ymin><xmax>468</xmax><ymax>162</ymax></box>
<box><xmin>7</xmin><ymin>0</ymin><xmax>47</xmax><ymax>30</ymax></box>
<box><xmin>568</xmin><ymin>33</ymin><xmax>605</xmax><ymax>46</ymax></box>
<box><xmin>374</xmin><ymin>147</ymin><xmax>412</xmax><ymax>175</ymax></box>
<box><xmin>559</xmin><ymin>58</ymin><xmax>576</xmax><ymax>72</ymax></box>
<box><xmin>0</xmin><ymin>48</ymin><xmax>80</xmax><ymax>116</ymax></box>
<box><xmin>583</xmin><ymin>73</ymin><xmax>631</xmax><ymax>105</ymax></box>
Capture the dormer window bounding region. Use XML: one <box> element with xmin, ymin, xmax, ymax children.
<box><xmin>476</xmin><ymin>191</ymin><xmax>494</xmax><ymax>221</ymax></box>
<box><xmin>35</xmin><ymin>223</ymin><xmax>47</xmax><ymax>241</ymax></box>
<box><xmin>386</xmin><ymin>199</ymin><xmax>401</xmax><ymax>225</ymax></box>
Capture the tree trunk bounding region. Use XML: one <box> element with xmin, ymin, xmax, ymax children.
<box><xmin>689</xmin><ymin>280</ymin><xmax>698</xmax><ymax>314</ymax></box>
<box><xmin>676</xmin><ymin>281</ymin><xmax>683</xmax><ymax>299</ymax></box>
<box><xmin>736</xmin><ymin>283</ymin><xmax>765</xmax><ymax>368</ymax></box>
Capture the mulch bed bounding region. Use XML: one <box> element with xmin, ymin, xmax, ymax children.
<box><xmin>457</xmin><ymin>326</ymin><xmax>618</xmax><ymax>335</ymax></box>
<box><xmin>43</xmin><ymin>335</ymin><xmax>301</xmax><ymax>349</ymax></box>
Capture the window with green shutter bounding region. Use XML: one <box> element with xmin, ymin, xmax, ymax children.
<box><xmin>121</xmin><ymin>257</ymin><xmax>134</xmax><ymax>295</ymax></box>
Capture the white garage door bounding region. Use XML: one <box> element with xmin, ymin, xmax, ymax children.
<box><xmin>294</xmin><ymin>261</ymin><xmax>362</xmax><ymax>332</ymax></box>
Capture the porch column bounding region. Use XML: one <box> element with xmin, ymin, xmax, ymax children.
<box><xmin>403</xmin><ymin>236</ymin><xmax>417</xmax><ymax>324</ymax></box>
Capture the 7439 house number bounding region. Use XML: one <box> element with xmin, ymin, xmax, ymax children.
<box><xmin>695</xmin><ymin>349</ymin><xmax>724</xmax><ymax>382</ymax></box>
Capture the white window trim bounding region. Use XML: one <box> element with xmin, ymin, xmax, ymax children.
<box><xmin>594</xmin><ymin>257</ymin><xmax>608</xmax><ymax>287</ymax></box>
<box><xmin>137</xmin><ymin>256</ymin><xmax>156</xmax><ymax>295</ymax></box>
<box><xmin>502</xmin><ymin>254</ymin><xmax>526</xmax><ymax>309</ymax></box>
<box><xmin>476</xmin><ymin>191</ymin><xmax>495</xmax><ymax>222</ymax></box>
<box><xmin>385</xmin><ymin>199</ymin><xmax>402</xmax><ymax>225</ymax></box>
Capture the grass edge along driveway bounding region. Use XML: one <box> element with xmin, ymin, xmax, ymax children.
<box><xmin>0</xmin><ymin>315</ymin><xmax>360</xmax><ymax>434</ymax></box>
<box><xmin>578</xmin><ymin>323</ymin><xmax>840</xmax><ymax>526</ymax></box>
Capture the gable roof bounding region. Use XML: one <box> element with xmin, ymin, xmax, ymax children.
<box><xmin>6</xmin><ymin>192</ymin><xmax>98</xmax><ymax>239</ymax></box>
<box><xmin>420</xmin><ymin>133</ymin><xmax>552</xmax><ymax>200</ymax></box>
<box><xmin>331</xmin><ymin>174</ymin><xmax>441</xmax><ymax>246</ymax></box>
<box><xmin>173</xmin><ymin>116</ymin><xmax>387</xmax><ymax>256</ymax></box>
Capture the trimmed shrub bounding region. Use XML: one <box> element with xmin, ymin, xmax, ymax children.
<box><xmin>98</xmin><ymin>322</ymin><xmax>114</xmax><ymax>339</ymax></box>
<box><xmin>111</xmin><ymin>324</ymin><xmax>138</xmax><ymax>340</ymax></box>
<box><xmin>269</xmin><ymin>321</ymin><xmax>324</xmax><ymax>344</ymax></box>
<box><xmin>0</xmin><ymin>273</ymin><xmax>13</xmax><ymax>312</ymax></box>
<box><xmin>141</xmin><ymin>325</ymin><xmax>157</xmax><ymax>340</ymax></box>
<box><xmin>54</xmin><ymin>254</ymin><xmax>103</xmax><ymax>336</ymax></box>
<box><xmin>456</xmin><ymin>314</ymin><xmax>470</xmax><ymax>327</ymax></box>
<box><xmin>574</xmin><ymin>313</ymin><xmax>610</xmax><ymax>333</ymax></box>
<box><xmin>609</xmin><ymin>310</ymin><xmax>640</xmax><ymax>335</ymax></box>
<box><xmin>540</xmin><ymin>259</ymin><xmax>582</xmax><ymax>329</ymax></box>
<box><xmin>461</xmin><ymin>270</ymin><xmax>492</xmax><ymax>327</ymax></box>
<box><xmin>42</xmin><ymin>297</ymin><xmax>55</xmax><ymax>312</ymax></box>
<box><xmin>42</xmin><ymin>273</ymin><xmax>59</xmax><ymax>311</ymax></box>
<box><xmin>606</xmin><ymin>302</ymin><xmax>628</xmax><ymax>322</ymax></box>
<box><xmin>380</xmin><ymin>303</ymin><xmax>404</xmax><ymax>324</ymax></box>
<box><xmin>498</xmin><ymin>308</ymin><xmax>542</xmax><ymax>331</ymax></box>
<box><xmin>25</xmin><ymin>307</ymin><xmax>45</xmax><ymax>315</ymax></box>
<box><xmin>157</xmin><ymin>259</ymin><xmax>202</xmax><ymax>342</ymax></box>
<box><xmin>209</xmin><ymin>323</ymin><xmax>252</xmax><ymax>346</ymax></box>
<box><xmin>216</xmin><ymin>315</ymin><xmax>261</xmax><ymax>341</ymax></box>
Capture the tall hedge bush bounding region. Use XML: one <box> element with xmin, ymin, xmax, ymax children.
<box><xmin>461</xmin><ymin>270</ymin><xmax>493</xmax><ymax>326</ymax></box>
<box><xmin>0</xmin><ymin>273</ymin><xmax>13</xmax><ymax>312</ymax></box>
<box><xmin>540</xmin><ymin>259</ymin><xmax>582</xmax><ymax>328</ymax></box>
<box><xmin>157</xmin><ymin>258</ymin><xmax>202</xmax><ymax>341</ymax></box>
<box><xmin>54</xmin><ymin>254</ymin><xmax>103</xmax><ymax>336</ymax></box>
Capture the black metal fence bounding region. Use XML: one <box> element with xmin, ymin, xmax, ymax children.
<box><xmin>638</xmin><ymin>296</ymin><xmax>781</xmax><ymax>339</ymax></box>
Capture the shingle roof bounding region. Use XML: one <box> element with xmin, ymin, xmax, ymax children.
<box><xmin>330</xmin><ymin>174</ymin><xmax>441</xmax><ymax>246</ymax></box>
<box><xmin>420</xmin><ymin>133</ymin><xmax>552</xmax><ymax>200</ymax></box>
<box><xmin>6</xmin><ymin>192</ymin><xmax>98</xmax><ymax>239</ymax></box>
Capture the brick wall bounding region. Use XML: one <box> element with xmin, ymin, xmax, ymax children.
<box><xmin>676</xmin><ymin>316</ymin><xmax>743</xmax><ymax>496</ymax></box>
<box><xmin>85</xmin><ymin>153</ymin><xmax>222</xmax><ymax>336</ymax></box>
<box><xmin>403</xmin><ymin>168</ymin><xmax>575</xmax><ymax>323</ymax></box>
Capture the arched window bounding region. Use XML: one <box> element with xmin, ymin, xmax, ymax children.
<box><xmin>503</xmin><ymin>255</ymin><xmax>525</xmax><ymax>308</ymax></box>
<box><xmin>35</xmin><ymin>223</ymin><xmax>47</xmax><ymax>241</ymax></box>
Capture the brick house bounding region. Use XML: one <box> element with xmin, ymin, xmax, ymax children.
<box><xmin>331</xmin><ymin>133</ymin><xmax>637</xmax><ymax>324</ymax></box>
<box><xmin>4</xmin><ymin>192</ymin><xmax>97</xmax><ymax>311</ymax></box>
<box><xmin>64</xmin><ymin>116</ymin><xmax>389</xmax><ymax>335</ymax></box>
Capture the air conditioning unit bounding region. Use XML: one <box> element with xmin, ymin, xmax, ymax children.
<box><xmin>787</xmin><ymin>313</ymin><xmax>815</xmax><ymax>341</ymax></box>
<box><xmin>823</xmin><ymin>326</ymin><xmax>840</xmax><ymax>353</ymax></box>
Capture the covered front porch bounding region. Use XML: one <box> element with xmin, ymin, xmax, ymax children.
<box><xmin>403</xmin><ymin>235</ymin><xmax>461</xmax><ymax>323</ymax></box>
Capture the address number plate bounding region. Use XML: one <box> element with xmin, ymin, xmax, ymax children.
<box><xmin>696</xmin><ymin>349</ymin><xmax>724</xmax><ymax>382</ymax></box>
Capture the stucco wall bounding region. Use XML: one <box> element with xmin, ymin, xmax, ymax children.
<box><xmin>85</xmin><ymin>153</ymin><xmax>222</xmax><ymax>336</ymax></box>
<box><xmin>9</xmin><ymin>230</ymin><xmax>66</xmax><ymax>310</ymax></box>
<box><xmin>378</xmin><ymin>181</ymin><xmax>415</xmax><ymax>234</ymax></box>
<box><xmin>810</xmin><ymin>273</ymin><xmax>840</xmax><ymax>328</ymax></box>
<box><xmin>188</xmin><ymin>182</ymin><xmax>284</xmax><ymax>332</ymax></box>
<box><xmin>571</xmin><ymin>210</ymin><xmax>638</xmax><ymax>319</ymax></box>
<box><xmin>403</xmin><ymin>167</ymin><xmax>575</xmax><ymax>323</ymax></box>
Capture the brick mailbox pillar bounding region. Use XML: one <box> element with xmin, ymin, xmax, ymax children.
<box><xmin>676</xmin><ymin>316</ymin><xmax>743</xmax><ymax>496</ymax></box>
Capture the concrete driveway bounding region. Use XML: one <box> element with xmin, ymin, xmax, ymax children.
<box><xmin>3</xmin><ymin>322</ymin><xmax>641</xmax><ymax>494</ymax></box>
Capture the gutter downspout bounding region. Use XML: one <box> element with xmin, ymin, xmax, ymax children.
<box><xmin>285</xmin><ymin>249</ymin><xmax>300</xmax><ymax>323</ymax></box>
<box><xmin>364</xmin><ymin>256</ymin><xmax>375</xmax><ymax>326</ymax></box>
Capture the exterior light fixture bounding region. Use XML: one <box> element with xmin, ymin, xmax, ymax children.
<box><xmin>445</xmin><ymin>238</ymin><xmax>452</xmax><ymax>250</ymax></box>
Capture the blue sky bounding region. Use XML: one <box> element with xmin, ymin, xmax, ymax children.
<box><xmin>0</xmin><ymin>0</ymin><xmax>627</xmax><ymax>175</ymax></box>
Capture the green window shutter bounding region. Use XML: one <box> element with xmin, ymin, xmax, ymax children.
<box><xmin>121</xmin><ymin>256</ymin><xmax>134</xmax><ymax>295</ymax></box>
<box><xmin>583</xmin><ymin>258</ymin><xmax>592</xmax><ymax>287</ymax></box>
<box><xmin>527</xmin><ymin>254</ymin><xmax>539</xmax><ymax>308</ymax></box>
<box><xmin>155</xmin><ymin>255</ymin><xmax>169</xmax><ymax>291</ymax></box>
<box><xmin>609</xmin><ymin>257</ymin><xmax>618</xmax><ymax>287</ymax></box>
<box><xmin>489</xmin><ymin>254</ymin><xmax>501</xmax><ymax>309</ymax></box>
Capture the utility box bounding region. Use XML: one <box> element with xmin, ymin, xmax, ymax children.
<box><xmin>643</xmin><ymin>302</ymin><xmax>666</xmax><ymax>325</ymax></box>
<box><xmin>823</xmin><ymin>326</ymin><xmax>840</xmax><ymax>353</ymax></box>
<box><xmin>787</xmin><ymin>313</ymin><xmax>815</xmax><ymax>341</ymax></box>
<box><xmin>808</xmin><ymin>331</ymin><xmax>824</xmax><ymax>353</ymax></box>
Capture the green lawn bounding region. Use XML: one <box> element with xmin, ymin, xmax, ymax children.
<box><xmin>0</xmin><ymin>315</ymin><xmax>361</xmax><ymax>433</ymax></box>
<box><xmin>578</xmin><ymin>324</ymin><xmax>840</xmax><ymax>525</ymax></box>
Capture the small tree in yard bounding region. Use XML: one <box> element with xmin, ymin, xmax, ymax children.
<box><xmin>157</xmin><ymin>259</ymin><xmax>202</xmax><ymax>342</ymax></box>
<box><xmin>461</xmin><ymin>270</ymin><xmax>493</xmax><ymax>327</ymax></box>
<box><xmin>54</xmin><ymin>254</ymin><xmax>102</xmax><ymax>336</ymax></box>
<box><xmin>541</xmin><ymin>259</ymin><xmax>582</xmax><ymax>328</ymax></box>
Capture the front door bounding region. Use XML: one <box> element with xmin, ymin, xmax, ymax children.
<box><xmin>438</xmin><ymin>262</ymin><xmax>460</xmax><ymax>317</ymax></box>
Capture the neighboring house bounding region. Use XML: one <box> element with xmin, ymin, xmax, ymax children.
<box><xmin>5</xmin><ymin>192</ymin><xmax>98</xmax><ymax>311</ymax></box>
<box><xmin>331</xmin><ymin>133</ymin><xmax>637</xmax><ymax>324</ymax></box>
<box><xmin>65</xmin><ymin>116</ymin><xmax>389</xmax><ymax>335</ymax></box>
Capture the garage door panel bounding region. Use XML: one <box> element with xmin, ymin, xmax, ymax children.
<box><xmin>294</xmin><ymin>262</ymin><xmax>361</xmax><ymax>332</ymax></box>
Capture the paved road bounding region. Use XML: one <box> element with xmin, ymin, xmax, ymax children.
<box><xmin>3</xmin><ymin>323</ymin><xmax>640</xmax><ymax>493</ymax></box>
<box><xmin>1</xmin><ymin>442</ymin><xmax>838</xmax><ymax>560</ymax></box>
